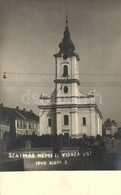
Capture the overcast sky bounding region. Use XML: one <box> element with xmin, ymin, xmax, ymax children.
<box><xmin>0</xmin><ymin>0</ymin><xmax>121</xmax><ymax>125</ymax></box>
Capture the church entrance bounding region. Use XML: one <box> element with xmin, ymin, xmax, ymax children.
<box><xmin>64</xmin><ymin>132</ymin><xmax>69</xmax><ymax>140</ymax></box>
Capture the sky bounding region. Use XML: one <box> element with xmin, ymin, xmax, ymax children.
<box><xmin>0</xmin><ymin>0</ymin><xmax>121</xmax><ymax>125</ymax></box>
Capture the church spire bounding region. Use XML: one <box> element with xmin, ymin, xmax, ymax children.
<box><xmin>54</xmin><ymin>16</ymin><xmax>80</xmax><ymax>61</ymax></box>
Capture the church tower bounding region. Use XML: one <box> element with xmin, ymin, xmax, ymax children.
<box><xmin>54</xmin><ymin>17</ymin><xmax>80</xmax><ymax>102</ymax></box>
<box><xmin>38</xmin><ymin>18</ymin><xmax>102</xmax><ymax>138</ymax></box>
<box><xmin>53</xmin><ymin>17</ymin><xmax>81</xmax><ymax>137</ymax></box>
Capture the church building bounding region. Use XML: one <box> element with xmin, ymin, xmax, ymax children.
<box><xmin>38</xmin><ymin>18</ymin><xmax>102</xmax><ymax>138</ymax></box>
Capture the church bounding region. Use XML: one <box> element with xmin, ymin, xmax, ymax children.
<box><xmin>38</xmin><ymin>18</ymin><xmax>102</xmax><ymax>138</ymax></box>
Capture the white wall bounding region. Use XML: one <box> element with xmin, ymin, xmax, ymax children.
<box><xmin>39</xmin><ymin>108</ymin><xmax>56</xmax><ymax>135</ymax></box>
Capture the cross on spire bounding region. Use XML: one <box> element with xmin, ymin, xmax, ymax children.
<box><xmin>66</xmin><ymin>13</ymin><xmax>68</xmax><ymax>27</ymax></box>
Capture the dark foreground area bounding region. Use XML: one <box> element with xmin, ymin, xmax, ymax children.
<box><xmin>0</xmin><ymin>136</ymin><xmax>121</xmax><ymax>171</ymax></box>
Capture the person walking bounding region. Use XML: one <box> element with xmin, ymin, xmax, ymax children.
<box><xmin>110</xmin><ymin>136</ymin><xmax>115</xmax><ymax>150</ymax></box>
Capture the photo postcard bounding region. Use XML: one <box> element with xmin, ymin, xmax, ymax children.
<box><xmin>0</xmin><ymin>0</ymin><xmax>121</xmax><ymax>173</ymax></box>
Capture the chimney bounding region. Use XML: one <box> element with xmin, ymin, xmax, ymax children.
<box><xmin>23</xmin><ymin>108</ymin><xmax>26</xmax><ymax>112</ymax></box>
<box><xmin>0</xmin><ymin>103</ymin><xmax>3</xmax><ymax>107</ymax></box>
<box><xmin>16</xmin><ymin>106</ymin><xmax>19</xmax><ymax>110</ymax></box>
<box><xmin>30</xmin><ymin>110</ymin><xmax>33</xmax><ymax>114</ymax></box>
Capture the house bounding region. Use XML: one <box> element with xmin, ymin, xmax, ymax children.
<box><xmin>103</xmin><ymin>119</ymin><xmax>118</xmax><ymax>136</ymax></box>
<box><xmin>0</xmin><ymin>103</ymin><xmax>39</xmax><ymax>137</ymax></box>
<box><xmin>0</xmin><ymin>121</ymin><xmax>10</xmax><ymax>139</ymax></box>
<box><xmin>38</xmin><ymin>18</ymin><xmax>102</xmax><ymax>138</ymax></box>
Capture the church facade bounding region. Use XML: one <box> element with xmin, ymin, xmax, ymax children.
<box><xmin>38</xmin><ymin>19</ymin><xmax>102</xmax><ymax>138</ymax></box>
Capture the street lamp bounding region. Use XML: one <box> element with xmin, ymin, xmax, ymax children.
<box><xmin>3</xmin><ymin>72</ymin><xmax>7</xmax><ymax>79</ymax></box>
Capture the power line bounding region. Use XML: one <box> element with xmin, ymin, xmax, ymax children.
<box><xmin>1</xmin><ymin>81</ymin><xmax>121</xmax><ymax>87</ymax></box>
<box><xmin>1</xmin><ymin>72</ymin><xmax>121</xmax><ymax>76</ymax></box>
<box><xmin>0</xmin><ymin>81</ymin><xmax>121</xmax><ymax>84</ymax></box>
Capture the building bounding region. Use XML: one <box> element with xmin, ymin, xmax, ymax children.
<box><xmin>0</xmin><ymin>103</ymin><xmax>39</xmax><ymax>137</ymax></box>
<box><xmin>118</xmin><ymin>127</ymin><xmax>121</xmax><ymax>133</ymax></box>
<box><xmin>38</xmin><ymin>19</ymin><xmax>102</xmax><ymax>138</ymax></box>
<box><xmin>103</xmin><ymin>119</ymin><xmax>118</xmax><ymax>136</ymax></box>
<box><xmin>0</xmin><ymin>121</ymin><xmax>10</xmax><ymax>139</ymax></box>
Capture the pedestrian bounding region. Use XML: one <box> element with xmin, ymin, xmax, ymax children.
<box><xmin>110</xmin><ymin>136</ymin><xmax>115</xmax><ymax>150</ymax></box>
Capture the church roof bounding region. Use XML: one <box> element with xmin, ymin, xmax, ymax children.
<box><xmin>54</xmin><ymin>17</ymin><xmax>80</xmax><ymax>61</ymax></box>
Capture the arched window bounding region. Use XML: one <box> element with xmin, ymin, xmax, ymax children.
<box><xmin>64</xmin><ymin>115</ymin><xmax>69</xmax><ymax>125</ymax></box>
<box><xmin>63</xmin><ymin>65</ymin><xmax>68</xmax><ymax>77</ymax></box>
<box><xmin>82</xmin><ymin>117</ymin><xmax>86</xmax><ymax>126</ymax></box>
<box><xmin>48</xmin><ymin>118</ymin><xmax>51</xmax><ymax>127</ymax></box>
<box><xmin>63</xmin><ymin>86</ymin><xmax>68</xmax><ymax>93</ymax></box>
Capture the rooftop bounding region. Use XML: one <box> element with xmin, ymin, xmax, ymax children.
<box><xmin>0</xmin><ymin>103</ymin><xmax>39</xmax><ymax>123</ymax></box>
